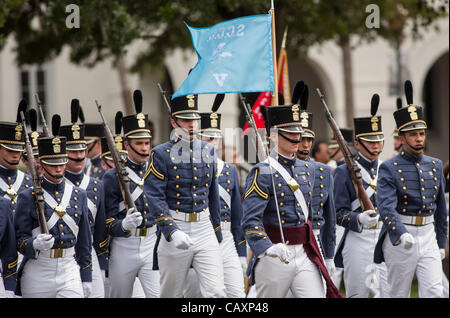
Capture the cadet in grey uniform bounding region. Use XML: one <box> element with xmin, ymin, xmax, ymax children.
<box><xmin>374</xmin><ymin>81</ymin><xmax>448</xmax><ymax>298</ymax></box>
<box><xmin>184</xmin><ymin>94</ymin><xmax>247</xmax><ymax>298</ymax></box>
<box><xmin>146</xmin><ymin>94</ymin><xmax>225</xmax><ymax>298</ymax></box>
<box><xmin>15</xmin><ymin>115</ymin><xmax>92</xmax><ymax>298</ymax></box>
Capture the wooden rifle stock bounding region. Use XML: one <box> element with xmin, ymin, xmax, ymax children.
<box><xmin>96</xmin><ymin>101</ymin><xmax>136</xmax><ymax>215</ymax></box>
<box><xmin>20</xmin><ymin>111</ymin><xmax>49</xmax><ymax>234</ymax></box>
<box><xmin>316</xmin><ymin>89</ymin><xmax>375</xmax><ymax>212</ymax></box>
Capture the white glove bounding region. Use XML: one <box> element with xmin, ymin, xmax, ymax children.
<box><xmin>358</xmin><ymin>210</ymin><xmax>379</xmax><ymax>228</ymax></box>
<box><xmin>121</xmin><ymin>210</ymin><xmax>143</xmax><ymax>232</ymax></box>
<box><xmin>82</xmin><ymin>282</ymin><xmax>92</xmax><ymax>298</ymax></box>
<box><xmin>170</xmin><ymin>230</ymin><xmax>193</xmax><ymax>250</ymax></box>
<box><xmin>33</xmin><ymin>234</ymin><xmax>55</xmax><ymax>251</ymax></box>
<box><xmin>265</xmin><ymin>243</ymin><xmax>291</xmax><ymax>263</ymax></box>
<box><xmin>325</xmin><ymin>258</ymin><xmax>336</xmax><ymax>276</ymax></box>
<box><xmin>440</xmin><ymin>249</ymin><xmax>446</xmax><ymax>260</ymax></box>
<box><xmin>5</xmin><ymin>290</ymin><xmax>15</xmax><ymax>298</ymax></box>
<box><xmin>239</xmin><ymin>256</ymin><xmax>248</xmax><ymax>272</ymax></box>
<box><xmin>399</xmin><ymin>233</ymin><xmax>416</xmax><ymax>250</ymax></box>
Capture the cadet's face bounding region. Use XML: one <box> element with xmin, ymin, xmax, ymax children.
<box><xmin>171</xmin><ymin>118</ymin><xmax>199</xmax><ymax>140</ymax></box>
<box><xmin>315</xmin><ymin>143</ymin><xmax>331</xmax><ymax>164</ymax></box>
<box><xmin>355</xmin><ymin>139</ymin><xmax>383</xmax><ymax>160</ymax></box>
<box><xmin>298</xmin><ymin>137</ymin><xmax>313</xmax><ymax>155</ymax></box>
<box><xmin>402</xmin><ymin>129</ymin><xmax>426</xmax><ymax>155</ymax></box>
<box><xmin>42</xmin><ymin>163</ymin><xmax>66</xmax><ymax>182</ymax></box>
<box><xmin>66</xmin><ymin>149</ymin><xmax>86</xmax><ymax>173</ymax></box>
<box><xmin>125</xmin><ymin>138</ymin><xmax>151</xmax><ymax>163</ymax></box>
<box><xmin>272</xmin><ymin>131</ymin><xmax>302</xmax><ymax>157</ymax></box>
<box><xmin>0</xmin><ymin>146</ymin><xmax>22</xmax><ymax>169</ymax></box>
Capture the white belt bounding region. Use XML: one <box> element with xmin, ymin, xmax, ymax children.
<box><xmin>313</xmin><ymin>229</ymin><xmax>320</xmax><ymax>237</ymax></box>
<box><xmin>132</xmin><ymin>225</ymin><xmax>156</xmax><ymax>237</ymax></box>
<box><xmin>38</xmin><ymin>247</ymin><xmax>75</xmax><ymax>259</ymax></box>
<box><xmin>221</xmin><ymin>221</ymin><xmax>231</xmax><ymax>232</ymax></box>
<box><xmin>169</xmin><ymin>208</ymin><xmax>210</xmax><ymax>223</ymax></box>
<box><xmin>400</xmin><ymin>215</ymin><xmax>434</xmax><ymax>226</ymax></box>
<box><xmin>363</xmin><ymin>221</ymin><xmax>383</xmax><ymax>230</ymax></box>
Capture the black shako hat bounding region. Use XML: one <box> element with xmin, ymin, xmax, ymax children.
<box><xmin>170</xmin><ymin>94</ymin><xmax>201</xmax><ymax>120</ymax></box>
<box><xmin>101</xmin><ymin>111</ymin><xmax>127</xmax><ymax>161</ymax></box>
<box><xmin>123</xmin><ymin>90</ymin><xmax>152</xmax><ymax>139</ymax></box>
<box><xmin>394</xmin><ymin>80</ymin><xmax>427</xmax><ymax>133</ymax></box>
<box><xmin>38</xmin><ymin>114</ymin><xmax>68</xmax><ymax>165</ymax></box>
<box><xmin>353</xmin><ymin>93</ymin><xmax>384</xmax><ymax>142</ymax></box>
<box><xmin>199</xmin><ymin>94</ymin><xmax>225</xmax><ymax>139</ymax></box>
<box><xmin>59</xmin><ymin>99</ymin><xmax>87</xmax><ymax>151</ymax></box>
<box><xmin>0</xmin><ymin>99</ymin><xmax>28</xmax><ymax>152</ymax></box>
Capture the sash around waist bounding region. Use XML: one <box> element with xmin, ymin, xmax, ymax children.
<box><xmin>264</xmin><ymin>223</ymin><xmax>309</xmax><ymax>245</ymax></box>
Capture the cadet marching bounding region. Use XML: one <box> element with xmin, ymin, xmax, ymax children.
<box><xmin>0</xmin><ymin>79</ymin><xmax>448</xmax><ymax>298</ymax></box>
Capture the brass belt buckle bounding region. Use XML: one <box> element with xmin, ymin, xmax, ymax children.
<box><xmin>287</xmin><ymin>178</ymin><xmax>299</xmax><ymax>192</ymax></box>
<box><xmin>52</xmin><ymin>248</ymin><xmax>63</xmax><ymax>258</ymax></box>
<box><xmin>137</xmin><ymin>179</ymin><xmax>144</xmax><ymax>189</ymax></box>
<box><xmin>186</xmin><ymin>212</ymin><xmax>198</xmax><ymax>222</ymax></box>
<box><xmin>138</xmin><ymin>227</ymin><xmax>147</xmax><ymax>236</ymax></box>
<box><xmin>415</xmin><ymin>216</ymin><xmax>423</xmax><ymax>226</ymax></box>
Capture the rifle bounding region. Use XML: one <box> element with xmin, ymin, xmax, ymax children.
<box><xmin>157</xmin><ymin>83</ymin><xmax>172</xmax><ymax>116</ymax></box>
<box><xmin>96</xmin><ymin>100</ymin><xmax>136</xmax><ymax>215</ymax></box>
<box><xmin>19</xmin><ymin>111</ymin><xmax>49</xmax><ymax>234</ymax></box>
<box><xmin>316</xmin><ymin>88</ymin><xmax>375</xmax><ymax>213</ymax></box>
<box><xmin>34</xmin><ymin>94</ymin><xmax>50</xmax><ymax>137</ymax></box>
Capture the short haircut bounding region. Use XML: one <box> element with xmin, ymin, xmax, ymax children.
<box><xmin>311</xmin><ymin>140</ymin><xmax>327</xmax><ymax>158</ymax></box>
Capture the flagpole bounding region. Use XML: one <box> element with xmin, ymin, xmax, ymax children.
<box><xmin>269</xmin><ymin>0</ymin><xmax>279</xmax><ymax>106</ymax></box>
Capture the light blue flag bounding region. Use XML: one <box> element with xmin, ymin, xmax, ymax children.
<box><xmin>172</xmin><ymin>14</ymin><xmax>274</xmax><ymax>99</ymax></box>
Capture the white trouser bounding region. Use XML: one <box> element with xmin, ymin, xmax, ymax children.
<box><xmin>183</xmin><ymin>222</ymin><xmax>245</xmax><ymax>298</ymax></box>
<box><xmin>255</xmin><ymin>244</ymin><xmax>325</xmax><ymax>298</ymax></box>
<box><xmin>158</xmin><ymin>210</ymin><xmax>225</xmax><ymax>298</ymax></box>
<box><xmin>108</xmin><ymin>233</ymin><xmax>160</xmax><ymax>298</ymax></box>
<box><xmin>342</xmin><ymin>227</ymin><xmax>389</xmax><ymax>298</ymax></box>
<box><xmin>332</xmin><ymin>225</ymin><xmax>345</xmax><ymax>289</ymax></box>
<box><xmin>383</xmin><ymin>223</ymin><xmax>444</xmax><ymax>298</ymax></box>
<box><xmin>21</xmin><ymin>252</ymin><xmax>83</xmax><ymax>298</ymax></box>
<box><xmin>90</xmin><ymin>250</ymin><xmax>105</xmax><ymax>298</ymax></box>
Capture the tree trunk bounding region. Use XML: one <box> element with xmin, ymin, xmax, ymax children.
<box><xmin>116</xmin><ymin>55</ymin><xmax>134</xmax><ymax>115</ymax></box>
<box><xmin>340</xmin><ymin>35</ymin><xmax>354</xmax><ymax>127</ymax></box>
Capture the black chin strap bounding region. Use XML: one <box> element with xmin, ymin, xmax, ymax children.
<box><xmin>330</xmin><ymin>148</ymin><xmax>340</xmax><ymax>159</ymax></box>
<box><xmin>357</xmin><ymin>138</ymin><xmax>383</xmax><ymax>157</ymax></box>
<box><xmin>42</xmin><ymin>166</ymin><xmax>64</xmax><ymax>180</ymax></box>
<box><xmin>297</xmin><ymin>150</ymin><xmax>310</xmax><ymax>156</ymax></box>
<box><xmin>103</xmin><ymin>159</ymin><xmax>114</xmax><ymax>170</ymax></box>
<box><xmin>173</xmin><ymin>117</ymin><xmax>196</xmax><ymax>137</ymax></box>
<box><xmin>127</xmin><ymin>142</ymin><xmax>149</xmax><ymax>158</ymax></box>
<box><xmin>5</xmin><ymin>159</ymin><xmax>20</xmax><ymax>166</ymax></box>
<box><xmin>404</xmin><ymin>139</ymin><xmax>424</xmax><ymax>152</ymax></box>
<box><xmin>278</xmin><ymin>132</ymin><xmax>301</xmax><ymax>144</ymax></box>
